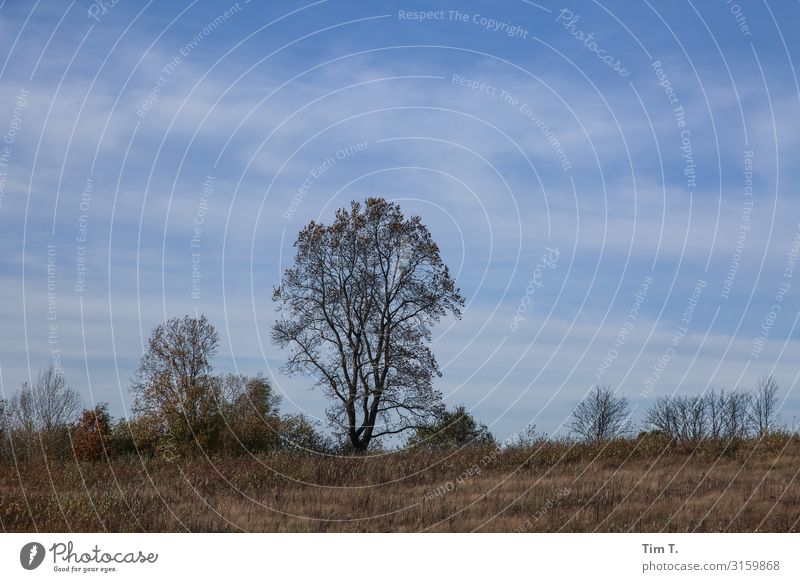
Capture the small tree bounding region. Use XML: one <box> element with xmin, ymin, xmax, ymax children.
<box><xmin>723</xmin><ymin>390</ymin><xmax>751</xmax><ymax>439</ymax></box>
<box><xmin>706</xmin><ymin>389</ymin><xmax>728</xmax><ymax>441</ymax></box>
<box><xmin>32</xmin><ymin>366</ymin><xmax>82</xmax><ymax>435</ymax></box>
<box><xmin>676</xmin><ymin>395</ymin><xmax>707</xmax><ymax>441</ymax></box>
<box><xmin>407</xmin><ymin>405</ymin><xmax>495</xmax><ymax>450</ymax></box>
<box><xmin>749</xmin><ymin>375</ymin><xmax>780</xmax><ymax>437</ymax></box>
<box><xmin>131</xmin><ymin>315</ymin><xmax>223</xmax><ymax>452</ymax></box>
<box><xmin>8</xmin><ymin>366</ymin><xmax>81</xmax><ymax>457</ymax></box>
<box><xmin>273</xmin><ymin>198</ymin><xmax>465</xmax><ymax>451</ymax></box>
<box><xmin>570</xmin><ymin>385</ymin><xmax>631</xmax><ymax>442</ymax></box>
<box><xmin>72</xmin><ymin>404</ymin><xmax>112</xmax><ymax>461</ymax></box>
<box><xmin>7</xmin><ymin>386</ymin><xmax>35</xmax><ymax>457</ymax></box>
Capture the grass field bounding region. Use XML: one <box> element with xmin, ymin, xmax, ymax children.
<box><xmin>2</xmin><ymin>435</ymin><xmax>799</xmax><ymax>532</ymax></box>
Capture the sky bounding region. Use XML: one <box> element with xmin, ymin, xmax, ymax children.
<box><xmin>1</xmin><ymin>0</ymin><xmax>799</xmax><ymax>441</ymax></box>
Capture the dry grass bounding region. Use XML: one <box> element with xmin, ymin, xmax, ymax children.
<box><xmin>2</xmin><ymin>435</ymin><xmax>799</xmax><ymax>532</ymax></box>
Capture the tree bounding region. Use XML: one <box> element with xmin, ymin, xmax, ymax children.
<box><xmin>272</xmin><ymin>198</ymin><xmax>464</xmax><ymax>451</ymax></box>
<box><xmin>723</xmin><ymin>389</ymin><xmax>752</xmax><ymax>439</ymax></box>
<box><xmin>749</xmin><ymin>375</ymin><xmax>780</xmax><ymax>437</ymax></box>
<box><xmin>407</xmin><ymin>405</ymin><xmax>495</xmax><ymax>450</ymax></box>
<box><xmin>570</xmin><ymin>385</ymin><xmax>631</xmax><ymax>442</ymax></box>
<box><xmin>72</xmin><ymin>404</ymin><xmax>112</xmax><ymax>461</ymax></box>
<box><xmin>31</xmin><ymin>365</ymin><xmax>81</xmax><ymax>434</ymax></box>
<box><xmin>674</xmin><ymin>395</ymin><xmax>707</xmax><ymax>441</ymax></box>
<box><xmin>8</xmin><ymin>366</ymin><xmax>82</xmax><ymax>457</ymax></box>
<box><xmin>706</xmin><ymin>389</ymin><xmax>729</xmax><ymax>441</ymax></box>
<box><xmin>131</xmin><ymin>315</ymin><xmax>223</xmax><ymax>452</ymax></box>
<box><xmin>7</xmin><ymin>385</ymin><xmax>35</xmax><ymax>457</ymax></box>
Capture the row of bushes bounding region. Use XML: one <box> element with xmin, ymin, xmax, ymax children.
<box><xmin>0</xmin><ymin>367</ymin><xmax>331</xmax><ymax>462</ymax></box>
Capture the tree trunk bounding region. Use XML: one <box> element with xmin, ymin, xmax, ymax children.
<box><xmin>350</xmin><ymin>436</ymin><xmax>370</xmax><ymax>452</ymax></box>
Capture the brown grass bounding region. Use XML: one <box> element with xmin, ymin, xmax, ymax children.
<box><xmin>2</xmin><ymin>436</ymin><xmax>799</xmax><ymax>532</ymax></box>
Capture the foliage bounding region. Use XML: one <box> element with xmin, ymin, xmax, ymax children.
<box><xmin>276</xmin><ymin>413</ymin><xmax>330</xmax><ymax>453</ymax></box>
<box><xmin>131</xmin><ymin>315</ymin><xmax>224</xmax><ymax>453</ymax></box>
<box><xmin>219</xmin><ymin>373</ymin><xmax>282</xmax><ymax>454</ymax></box>
<box><xmin>407</xmin><ymin>405</ymin><xmax>495</xmax><ymax>450</ymax></box>
<box><xmin>71</xmin><ymin>404</ymin><xmax>112</xmax><ymax>461</ymax></box>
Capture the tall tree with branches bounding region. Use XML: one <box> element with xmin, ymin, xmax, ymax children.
<box><xmin>272</xmin><ymin>198</ymin><xmax>464</xmax><ymax>451</ymax></box>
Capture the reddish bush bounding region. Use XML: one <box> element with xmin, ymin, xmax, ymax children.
<box><xmin>71</xmin><ymin>404</ymin><xmax>111</xmax><ymax>461</ymax></box>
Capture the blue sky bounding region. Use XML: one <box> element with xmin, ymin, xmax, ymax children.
<box><xmin>1</xmin><ymin>0</ymin><xmax>800</xmax><ymax>440</ymax></box>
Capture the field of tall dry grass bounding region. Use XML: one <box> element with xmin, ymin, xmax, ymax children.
<box><xmin>2</xmin><ymin>435</ymin><xmax>799</xmax><ymax>532</ymax></box>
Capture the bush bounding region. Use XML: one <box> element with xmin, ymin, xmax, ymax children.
<box><xmin>406</xmin><ymin>405</ymin><xmax>495</xmax><ymax>450</ymax></box>
<box><xmin>71</xmin><ymin>404</ymin><xmax>112</xmax><ymax>461</ymax></box>
<box><xmin>219</xmin><ymin>374</ymin><xmax>282</xmax><ymax>455</ymax></box>
<box><xmin>119</xmin><ymin>416</ymin><xmax>167</xmax><ymax>457</ymax></box>
<box><xmin>277</xmin><ymin>413</ymin><xmax>330</xmax><ymax>453</ymax></box>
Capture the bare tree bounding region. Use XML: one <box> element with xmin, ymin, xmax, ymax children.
<box><xmin>4</xmin><ymin>366</ymin><xmax>81</xmax><ymax>457</ymax></box>
<box><xmin>272</xmin><ymin>198</ymin><xmax>464</xmax><ymax>451</ymax></box>
<box><xmin>9</xmin><ymin>387</ymin><xmax>35</xmax><ymax>436</ymax></box>
<box><xmin>131</xmin><ymin>315</ymin><xmax>223</xmax><ymax>451</ymax></box>
<box><xmin>570</xmin><ymin>385</ymin><xmax>631</xmax><ymax>442</ymax></box>
<box><xmin>31</xmin><ymin>365</ymin><xmax>81</xmax><ymax>434</ymax></box>
<box><xmin>645</xmin><ymin>390</ymin><xmax>752</xmax><ymax>442</ymax></box>
<box><xmin>646</xmin><ymin>394</ymin><xmax>713</xmax><ymax>442</ymax></box>
<box><xmin>677</xmin><ymin>395</ymin><xmax>707</xmax><ymax>441</ymax></box>
<box><xmin>707</xmin><ymin>389</ymin><xmax>728</xmax><ymax>441</ymax></box>
<box><xmin>644</xmin><ymin>396</ymin><xmax>679</xmax><ymax>439</ymax></box>
<box><xmin>749</xmin><ymin>375</ymin><xmax>780</xmax><ymax>437</ymax></box>
<box><xmin>724</xmin><ymin>389</ymin><xmax>751</xmax><ymax>439</ymax></box>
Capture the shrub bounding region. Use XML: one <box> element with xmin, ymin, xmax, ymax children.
<box><xmin>277</xmin><ymin>413</ymin><xmax>330</xmax><ymax>453</ymax></box>
<box><xmin>407</xmin><ymin>405</ymin><xmax>495</xmax><ymax>450</ymax></box>
<box><xmin>219</xmin><ymin>374</ymin><xmax>282</xmax><ymax>455</ymax></box>
<box><xmin>71</xmin><ymin>404</ymin><xmax>112</xmax><ymax>461</ymax></box>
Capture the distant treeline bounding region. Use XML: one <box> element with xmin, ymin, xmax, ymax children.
<box><xmin>568</xmin><ymin>379</ymin><xmax>786</xmax><ymax>443</ymax></box>
<box><xmin>0</xmin><ymin>314</ymin><xmax>792</xmax><ymax>462</ymax></box>
<box><xmin>0</xmin><ymin>363</ymin><xmax>791</xmax><ymax>463</ymax></box>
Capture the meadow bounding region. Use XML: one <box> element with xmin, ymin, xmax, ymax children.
<box><xmin>2</xmin><ymin>434</ymin><xmax>799</xmax><ymax>532</ymax></box>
